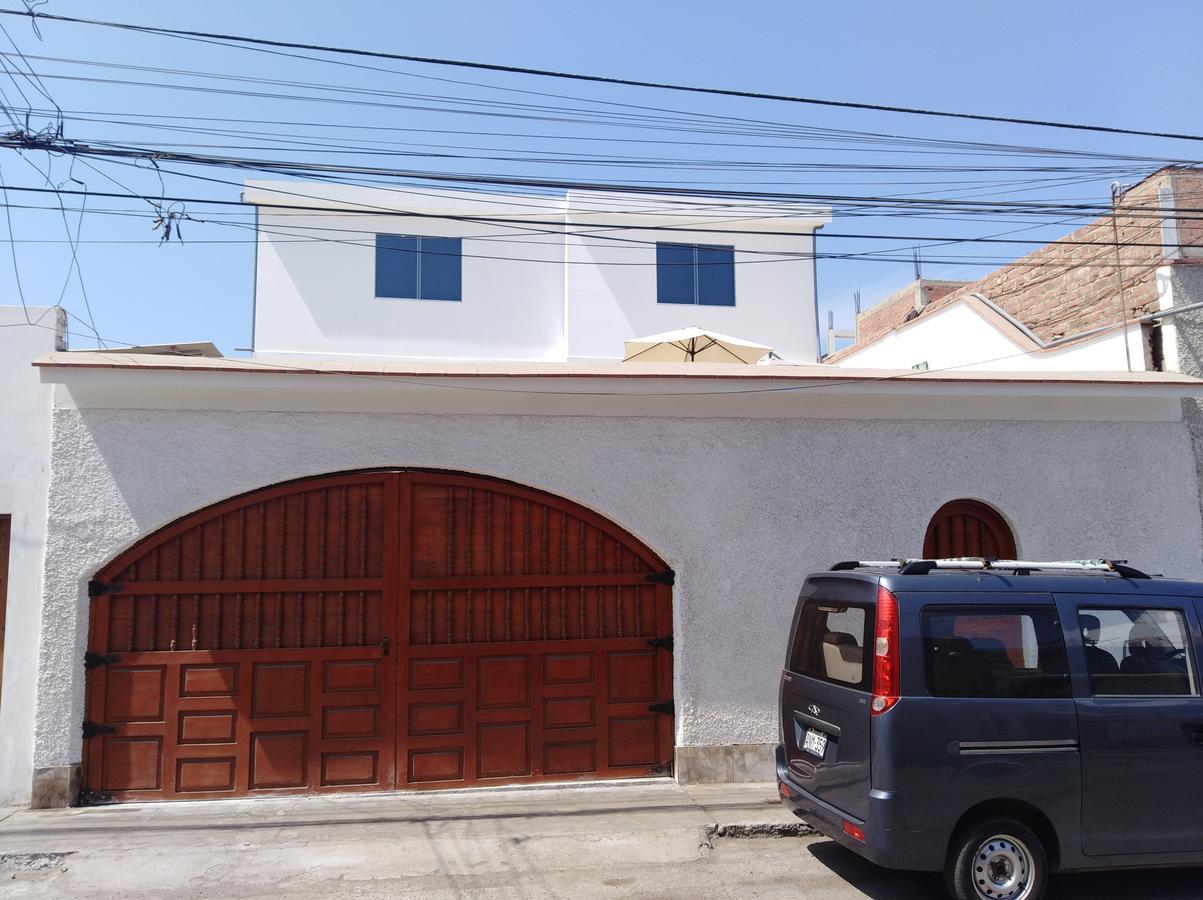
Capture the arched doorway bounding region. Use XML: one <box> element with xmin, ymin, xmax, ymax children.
<box><xmin>83</xmin><ymin>470</ymin><xmax>674</xmax><ymax>802</ymax></box>
<box><xmin>923</xmin><ymin>499</ymin><xmax>1017</xmax><ymax>559</ymax></box>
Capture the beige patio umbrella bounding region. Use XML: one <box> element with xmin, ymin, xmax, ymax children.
<box><xmin>622</xmin><ymin>326</ymin><xmax>773</xmax><ymax>364</ymax></box>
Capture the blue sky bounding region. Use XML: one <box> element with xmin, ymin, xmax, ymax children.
<box><xmin>2</xmin><ymin>0</ymin><xmax>1202</xmax><ymax>354</ymax></box>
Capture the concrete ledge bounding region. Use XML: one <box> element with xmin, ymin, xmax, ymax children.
<box><xmin>30</xmin><ymin>765</ymin><xmax>79</xmax><ymax>810</ymax></box>
<box><xmin>675</xmin><ymin>744</ymin><xmax>775</xmax><ymax>784</ymax></box>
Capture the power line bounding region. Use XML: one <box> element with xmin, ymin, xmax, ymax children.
<box><xmin>4</xmin><ymin>181</ymin><xmax>1203</xmax><ymax>249</ymax></box>
<box><xmin>6</xmin><ymin>135</ymin><xmax>1201</xmax><ymax>223</ymax></box>
<box><xmin>6</xmin><ymin>6</ymin><xmax>1203</xmax><ymax>144</ymax></box>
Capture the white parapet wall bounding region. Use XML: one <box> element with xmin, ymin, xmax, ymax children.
<box><xmin>0</xmin><ymin>307</ymin><xmax>64</xmax><ymax>805</ymax></box>
<box><xmin>25</xmin><ymin>361</ymin><xmax>1203</xmax><ymax>801</ymax></box>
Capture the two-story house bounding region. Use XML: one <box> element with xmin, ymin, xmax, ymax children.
<box><xmin>8</xmin><ymin>182</ymin><xmax>1203</xmax><ymax>810</ymax></box>
<box><xmin>247</xmin><ymin>181</ymin><xmax>829</xmax><ymax>363</ymax></box>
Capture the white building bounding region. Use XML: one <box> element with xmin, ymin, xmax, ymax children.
<box><xmin>248</xmin><ymin>182</ymin><xmax>829</xmax><ymax>363</ymax></box>
<box><xmin>7</xmin><ymin>180</ymin><xmax>1203</xmax><ymax>809</ymax></box>
<box><xmin>0</xmin><ymin>307</ymin><xmax>64</xmax><ymax>807</ymax></box>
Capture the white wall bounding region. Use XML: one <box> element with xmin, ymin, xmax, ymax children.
<box><xmin>252</xmin><ymin>187</ymin><xmax>567</xmax><ymax>362</ymax></box>
<box><xmin>0</xmin><ymin>306</ymin><xmax>63</xmax><ymax>805</ymax></box>
<box><xmin>835</xmin><ymin>300</ymin><xmax>1146</xmax><ymax>372</ymax></box>
<box><xmin>248</xmin><ymin>182</ymin><xmax>827</xmax><ymax>363</ymax></box>
<box><xmin>31</xmin><ymin>379</ymin><xmax>1203</xmax><ymax>780</ymax></box>
<box><xmin>565</xmin><ymin>225</ymin><xmax>819</xmax><ymax>363</ymax></box>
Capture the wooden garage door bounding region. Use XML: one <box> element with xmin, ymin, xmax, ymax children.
<box><xmin>83</xmin><ymin>471</ymin><xmax>673</xmax><ymax>802</ymax></box>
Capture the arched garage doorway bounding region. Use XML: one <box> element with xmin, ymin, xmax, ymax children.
<box><xmin>83</xmin><ymin>470</ymin><xmax>674</xmax><ymax>802</ymax></box>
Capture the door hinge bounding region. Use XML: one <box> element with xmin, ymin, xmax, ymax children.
<box><xmin>647</xmin><ymin>635</ymin><xmax>673</xmax><ymax>652</ymax></box>
<box><xmin>649</xmin><ymin>760</ymin><xmax>673</xmax><ymax>777</ymax></box>
<box><xmin>647</xmin><ymin>700</ymin><xmax>674</xmax><ymax>715</ymax></box>
<box><xmin>82</xmin><ymin>721</ymin><xmax>117</xmax><ymax>739</ymax></box>
<box><xmin>84</xmin><ymin>651</ymin><xmax>122</xmax><ymax>670</ymax></box>
<box><xmin>87</xmin><ymin>580</ymin><xmax>123</xmax><ymax>597</ymax></box>
<box><xmin>644</xmin><ymin>570</ymin><xmax>675</xmax><ymax>586</ymax></box>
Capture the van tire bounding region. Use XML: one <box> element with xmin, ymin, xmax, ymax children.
<box><xmin>945</xmin><ymin>818</ymin><xmax>1047</xmax><ymax>900</ymax></box>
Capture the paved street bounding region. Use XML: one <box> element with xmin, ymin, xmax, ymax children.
<box><xmin>0</xmin><ymin>782</ymin><xmax>1198</xmax><ymax>898</ymax></box>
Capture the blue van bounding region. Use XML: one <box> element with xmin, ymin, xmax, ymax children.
<box><xmin>776</xmin><ymin>559</ymin><xmax>1203</xmax><ymax>900</ymax></box>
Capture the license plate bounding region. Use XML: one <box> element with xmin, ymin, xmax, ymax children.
<box><xmin>803</xmin><ymin>727</ymin><xmax>828</xmax><ymax>758</ymax></box>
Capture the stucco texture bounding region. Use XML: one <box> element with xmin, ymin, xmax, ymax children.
<box><xmin>36</xmin><ymin>407</ymin><xmax>1203</xmax><ymax>770</ymax></box>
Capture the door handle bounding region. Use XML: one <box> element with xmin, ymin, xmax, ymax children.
<box><xmin>380</xmin><ymin>635</ymin><xmax>390</xmax><ymax>656</ymax></box>
<box><xmin>1183</xmin><ymin>722</ymin><xmax>1203</xmax><ymax>746</ymax></box>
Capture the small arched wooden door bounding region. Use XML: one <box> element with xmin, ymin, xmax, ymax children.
<box><xmin>83</xmin><ymin>470</ymin><xmax>674</xmax><ymax>802</ymax></box>
<box><xmin>923</xmin><ymin>499</ymin><xmax>1017</xmax><ymax>559</ymax></box>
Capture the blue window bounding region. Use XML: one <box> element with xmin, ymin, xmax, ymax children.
<box><xmin>656</xmin><ymin>242</ymin><xmax>735</xmax><ymax>307</ymax></box>
<box><xmin>375</xmin><ymin>234</ymin><xmax>462</xmax><ymax>301</ymax></box>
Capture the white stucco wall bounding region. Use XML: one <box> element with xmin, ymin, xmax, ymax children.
<box><xmin>252</xmin><ymin>191</ymin><xmax>568</xmax><ymax>362</ymax></box>
<box><xmin>0</xmin><ymin>306</ymin><xmax>63</xmax><ymax>804</ymax></box>
<box><xmin>836</xmin><ymin>301</ymin><xmax>1146</xmax><ymax>372</ymax></box>
<box><xmin>564</xmin><ymin>225</ymin><xmax>819</xmax><ymax>363</ymax></box>
<box><xmin>31</xmin><ymin>383</ymin><xmax>1203</xmax><ymax>775</ymax></box>
<box><xmin>247</xmin><ymin>182</ymin><xmax>827</xmax><ymax>363</ymax></box>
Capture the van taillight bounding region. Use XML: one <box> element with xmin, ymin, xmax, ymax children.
<box><xmin>870</xmin><ymin>585</ymin><xmax>900</xmax><ymax>716</ymax></box>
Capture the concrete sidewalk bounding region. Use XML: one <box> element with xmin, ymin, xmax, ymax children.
<box><xmin>1</xmin><ymin>782</ymin><xmax>1199</xmax><ymax>898</ymax></box>
<box><xmin>0</xmin><ymin>781</ymin><xmax>814</xmax><ymax>898</ymax></box>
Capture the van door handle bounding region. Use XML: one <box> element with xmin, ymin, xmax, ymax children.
<box><xmin>1183</xmin><ymin>722</ymin><xmax>1203</xmax><ymax>746</ymax></box>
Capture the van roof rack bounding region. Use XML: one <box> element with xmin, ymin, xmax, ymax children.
<box><xmin>829</xmin><ymin>558</ymin><xmax>1152</xmax><ymax>579</ymax></box>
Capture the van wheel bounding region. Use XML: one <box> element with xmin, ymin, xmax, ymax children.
<box><xmin>945</xmin><ymin>818</ymin><xmax>1046</xmax><ymax>900</ymax></box>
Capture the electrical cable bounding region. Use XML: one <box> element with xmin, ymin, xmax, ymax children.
<box><xmin>7</xmin><ymin>7</ymin><xmax>1203</xmax><ymax>144</ymax></box>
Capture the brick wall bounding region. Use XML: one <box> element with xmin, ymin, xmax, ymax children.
<box><xmin>840</xmin><ymin>167</ymin><xmax>1203</xmax><ymax>354</ymax></box>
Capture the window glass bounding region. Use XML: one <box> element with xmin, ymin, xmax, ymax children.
<box><xmin>375</xmin><ymin>234</ymin><xmax>462</xmax><ymax>301</ymax></box>
<box><xmin>375</xmin><ymin>234</ymin><xmax>418</xmax><ymax>299</ymax></box>
<box><xmin>696</xmin><ymin>245</ymin><xmax>736</xmax><ymax>306</ymax></box>
<box><xmin>656</xmin><ymin>242</ymin><xmax>736</xmax><ymax>306</ymax></box>
<box><xmin>1078</xmin><ymin>608</ymin><xmax>1196</xmax><ymax>696</ymax></box>
<box><xmin>923</xmin><ymin>608</ymin><xmax>1070</xmax><ymax>698</ymax></box>
<box><xmin>420</xmin><ymin>237</ymin><xmax>463</xmax><ymax>301</ymax></box>
<box><xmin>788</xmin><ymin>600</ymin><xmax>869</xmax><ymax>688</ymax></box>
<box><xmin>656</xmin><ymin>243</ymin><xmax>695</xmax><ymax>304</ymax></box>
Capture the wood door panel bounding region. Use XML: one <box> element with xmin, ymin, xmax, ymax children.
<box><xmin>178</xmin><ymin>711</ymin><xmax>237</xmax><ymax>744</ymax></box>
<box><xmin>179</xmin><ymin>664</ymin><xmax>238</xmax><ymax>697</ymax></box>
<box><xmin>175</xmin><ymin>756</ymin><xmax>237</xmax><ymax>793</ymax></box>
<box><xmin>85</xmin><ymin>470</ymin><xmax>670</xmax><ymax>801</ymax></box>
<box><xmin>104</xmin><ymin>666</ymin><xmax>165</xmax><ymax>722</ymax></box>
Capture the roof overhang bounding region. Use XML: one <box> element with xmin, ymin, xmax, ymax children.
<box><xmin>242</xmin><ymin>180</ymin><xmax>830</xmax><ymax>232</ymax></box>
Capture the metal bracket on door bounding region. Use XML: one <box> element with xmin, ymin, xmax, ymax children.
<box><xmin>647</xmin><ymin>700</ymin><xmax>674</xmax><ymax>715</ymax></box>
<box><xmin>647</xmin><ymin>635</ymin><xmax>673</xmax><ymax>652</ymax></box>
<box><xmin>81</xmin><ymin>721</ymin><xmax>117</xmax><ymax>739</ymax></box>
<box><xmin>380</xmin><ymin>635</ymin><xmax>391</xmax><ymax>656</ymax></box>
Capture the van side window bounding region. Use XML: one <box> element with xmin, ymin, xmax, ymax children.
<box><xmin>788</xmin><ymin>601</ymin><xmax>869</xmax><ymax>688</ymax></box>
<box><xmin>923</xmin><ymin>608</ymin><xmax>1070</xmax><ymax>698</ymax></box>
<box><xmin>1078</xmin><ymin>608</ymin><xmax>1197</xmax><ymax>696</ymax></box>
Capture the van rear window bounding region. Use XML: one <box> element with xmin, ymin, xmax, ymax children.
<box><xmin>923</xmin><ymin>607</ymin><xmax>1071</xmax><ymax>698</ymax></box>
<box><xmin>788</xmin><ymin>600</ymin><xmax>869</xmax><ymax>688</ymax></box>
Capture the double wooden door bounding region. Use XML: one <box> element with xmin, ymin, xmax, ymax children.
<box><xmin>84</xmin><ymin>471</ymin><xmax>674</xmax><ymax>801</ymax></box>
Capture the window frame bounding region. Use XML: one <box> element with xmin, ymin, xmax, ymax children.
<box><xmin>375</xmin><ymin>233</ymin><xmax>463</xmax><ymax>302</ymax></box>
<box><xmin>786</xmin><ymin>598</ymin><xmax>873</xmax><ymax>691</ymax></box>
<box><xmin>655</xmin><ymin>241</ymin><xmax>736</xmax><ymax>307</ymax></box>
<box><xmin>921</xmin><ymin>604</ymin><xmax>1072</xmax><ymax>700</ymax></box>
<box><xmin>1075</xmin><ymin>605</ymin><xmax>1199</xmax><ymax>698</ymax></box>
